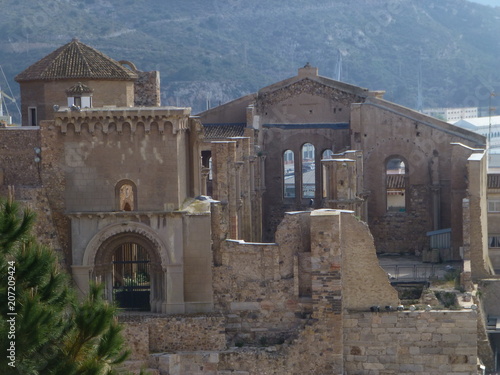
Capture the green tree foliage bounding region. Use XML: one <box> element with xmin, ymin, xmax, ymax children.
<box><xmin>0</xmin><ymin>200</ymin><xmax>129</xmax><ymax>374</ymax></box>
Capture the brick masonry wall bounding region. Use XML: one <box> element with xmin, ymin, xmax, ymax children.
<box><xmin>134</xmin><ymin>71</ymin><xmax>161</xmax><ymax>107</ymax></box>
<box><xmin>213</xmin><ymin>257</ymin><xmax>305</xmax><ymax>346</ymax></box>
<box><xmin>370</xmin><ymin>185</ymin><xmax>431</xmax><ymax>254</ymax></box>
<box><xmin>0</xmin><ymin>128</ymin><xmax>40</xmax><ymax>186</ymax></box>
<box><xmin>343</xmin><ymin>310</ymin><xmax>479</xmax><ymax>375</ymax></box>
<box><xmin>16</xmin><ymin>187</ymin><xmax>67</xmax><ymax>264</ymax></box>
<box><xmin>140</xmin><ymin>310</ymin><xmax>480</xmax><ymax>375</ymax></box>
<box><xmin>120</xmin><ymin>314</ymin><xmax>227</xmax><ymax>359</ymax></box>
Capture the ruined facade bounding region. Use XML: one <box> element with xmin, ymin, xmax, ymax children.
<box><xmin>199</xmin><ymin>64</ymin><xmax>486</xmax><ymax>261</ymax></box>
<box><xmin>1</xmin><ymin>40</ymin><xmax>497</xmax><ymax>373</ymax></box>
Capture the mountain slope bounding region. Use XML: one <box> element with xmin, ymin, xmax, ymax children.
<box><xmin>1</xmin><ymin>0</ymin><xmax>500</xmax><ymax>119</ymax></box>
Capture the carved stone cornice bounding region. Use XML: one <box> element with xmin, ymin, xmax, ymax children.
<box><xmin>53</xmin><ymin>108</ymin><xmax>191</xmax><ymax>135</ymax></box>
<box><xmin>256</xmin><ymin>78</ymin><xmax>365</xmax><ymax>112</ymax></box>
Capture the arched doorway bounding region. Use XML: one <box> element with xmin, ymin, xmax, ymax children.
<box><xmin>92</xmin><ymin>231</ymin><xmax>164</xmax><ymax>312</ymax></box>
<box><xmin>112</xmin><ymin>242</ymin><xmax>150</xmax><ymax>310</ymax></box>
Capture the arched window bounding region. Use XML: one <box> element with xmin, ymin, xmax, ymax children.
<box><xmin>386</xmin><ymin>157</ymin><xmax>407</xmax><ymax>212</ymax></box>
<box><xmin>283</xmin><ymin>150</ymin><xmax>295</xmax><ymax>198</ymax></box>
<box><xmin>116</xmin><ymin>180</ymin><xmax>137</xmax><ymax>211</ymax></box>
<box><xmin>302</xmin><ymin>143</ymin><xmax>315</xmax><ymax>198</ymax></box>
<box><xmin>201</xmin><ymin>150</ymin><xmax>212</xmax><ymax>196</ymax></box>
<box><xmin>322</xmin><ymin>149</ymin><xmax>334</xmax><ymax>159</ymax></box>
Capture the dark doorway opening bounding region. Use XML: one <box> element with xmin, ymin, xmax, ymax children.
<box><xmin>112</xmin><ymin>243</ymin><xmax>150</xmax><ymax>310</ymax></box>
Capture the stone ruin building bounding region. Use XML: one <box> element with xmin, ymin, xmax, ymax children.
<box><xmin>2</xmin><ymin>39</ymin><xmax>500</xmax><ymax>373</ymax></box>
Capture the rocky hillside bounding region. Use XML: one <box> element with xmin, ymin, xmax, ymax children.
<box><xmin>1</xmin><ymin>0</ymin><xmax>500</xmax><ymax>119</ymax></box>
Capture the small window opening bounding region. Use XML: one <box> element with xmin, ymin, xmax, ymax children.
<box><xmin>283</xmin><ymin>150</ymin><xmax>295</xmax><ymax>198</ymax></box>
<box><xmin>386</xmin><ymin>158</ymin><xmax>406</xmax><ymax>212</ymax></box>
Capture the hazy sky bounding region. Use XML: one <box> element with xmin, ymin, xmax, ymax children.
<box><xmin>469</xmin><ymin>0</ymin><xmax>500</xmax><ymax>6</ymax></box>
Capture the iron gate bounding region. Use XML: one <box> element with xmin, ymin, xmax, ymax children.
<box><xmin>112</xmin><ymin>243</ymin><xmax>150</xmax><ymax>310</ymax></box>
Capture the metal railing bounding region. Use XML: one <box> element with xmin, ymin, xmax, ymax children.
<box><xmin>384</xmin><ymin>263</ymin><xmax>459</xmax><ymax>281</ymax></box>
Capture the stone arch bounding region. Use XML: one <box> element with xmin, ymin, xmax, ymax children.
<box><xmin>82</xmin><ymin>222</ymin><xmax>172</xmax><ymax>312</ymax></box>
<box><xmin>83</xmin><ymin>221</ymin><xmax>170</xmax><ymax>269</ymax></box>
<box><xmin>93</xmin><ymin>231</ymin><xmax>162</xmax><ymax>274</ymax></box>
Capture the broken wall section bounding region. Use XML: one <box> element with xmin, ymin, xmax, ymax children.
<box><xmin>463</xmin><ymin>149</ymin><xmax>494</xmax><ymax>280</ymax></box>
<box><xmin>212</xmin><ymin>208</ymin><xmax>399</xmax><ymax>372</ymax></box>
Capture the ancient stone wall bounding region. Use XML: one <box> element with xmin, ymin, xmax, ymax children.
<box><xmin>0</xmin><ymin>127</ymin><xmax>40</xmax><ymax>186</ymax></box>
<box><xmin>256</xmin><ymin>71</ymin><xmax>361</xmax><ymax>242</ymax></box>
<box><xmin>15</xmin><ymin>187</ymin><xmax>66</xmax><ymax>264</ymax></box>
<box><xmin>466</xmin><ymin>151</ymin><xmax>494</xmax><ymax>279</ymax></box>
<box><xmin>213</xmin><ymin>237</ymin><xmax>304</xmax><ymax>346</ymax></box>
<box><xmin>120</xmin><ymin>314</ymin><xmax>227</xmax><ymax>360</ymax></box>
<box><xmin>369</xmin><ymin>185</ymin><xmax>431</xmax><ymax>254</ymax></box>
<box><xmin>134</xmin><ymin>309</ymin><xmax>481</xmax><ymax>375</ymax></box>
<box><xmin>18</xmin><ymin>80</ymin><xmax>135</xmax><ymax>126</ymax></box>
<box><xmin>351</xmin><ymin>100</ymin><xmax>485</xmax><ymax>256</ymax></box>
<box><xmin>134</xmin><ymin>70</ymin><xmax>161</xmax><ymax>107</ymax></box>
<box><xmin>211</xmin><ymin>137</ymin><xmax>261</xmax><ymax>243</ymax></box>
<box><xmin>43</xmin><ymin>108</ymin><xmax>192</xmax><ymax>213</ymax></box>
<box><xmin>341</xmin><ymin>213</ymin><xmax>399</xmax><ymax>310</ymax></box>
<box><xmin>343</xmin><ymin>310</ymin><xmax>479</xmax><ymax>375</ymax></box>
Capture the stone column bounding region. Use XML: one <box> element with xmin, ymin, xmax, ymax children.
<box><xmin>322</xmin><ymin>157</ymin><xmax>363</xmax><ymax>216</ymax></box>
<box><xmin>201</xmin><ymin>168</ymin><xmax>210</xmax><ymax>196</ymax></box>
<box><xmin>430</xmin><ymin>154</ymin><xmax>441</xmax><ymax>230</ymax></box>
<box><xmin>212</xmin><ymin>140</ymin><xmax>239</xmax><ymax>239</ymax></box>
<box><xmin>165</xmin><ymin>264</ymin><xmax>185</xmax><ymax>314</ymax></box>
<box><xmin>466</xmin><ymin>151</ymin><xmax>494</xmax><ymax>279</ymax></box>
<box><xmin>309</xmin><ymin>210</ymin><xmax>343</xmax><ymax>373</ymax></box>
<box><xmin>71</xmin><ymin>265</ymin><xmax>92</xmax><ymax>299</ymax></box>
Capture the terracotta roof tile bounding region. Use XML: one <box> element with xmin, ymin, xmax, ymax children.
<box><xmin>15</xmin><ymin>39</ymin><xmax>137</xmax><ymax>82</ymax></box>
<box><xmin>203</xmin><ymin>123</ymin><xmax>246</xmax><ymax>139</ymax></box>
<box><xmin>386</xmin><ymin>174</ymin><xmax>405</xmax><ymax>189</ymax></box>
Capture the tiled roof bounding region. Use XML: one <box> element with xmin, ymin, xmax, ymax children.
<box><xmin>203</xmin><ymin>123</ymin><xmax>246</xmax><ymax>139</ymax></box>
<box><xmin>488</xmin><ymin>174</ymin><xmax>500</xmax><ymax>189</ymax></box>
<box><xmin>386</xmin><ymin>174</ymin><xmax>405</xmax><ymax>189</ymax></box>
<box><xmin>15</xmin><ymin>39</ymin><xmax>137</xmax><ymax>82</ymax></box>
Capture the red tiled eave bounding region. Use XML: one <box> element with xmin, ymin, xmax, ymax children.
<box><xmin>15</xmin><ymin>39</ymin><xmax>137</xmax><ymax>82</ymax></box>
